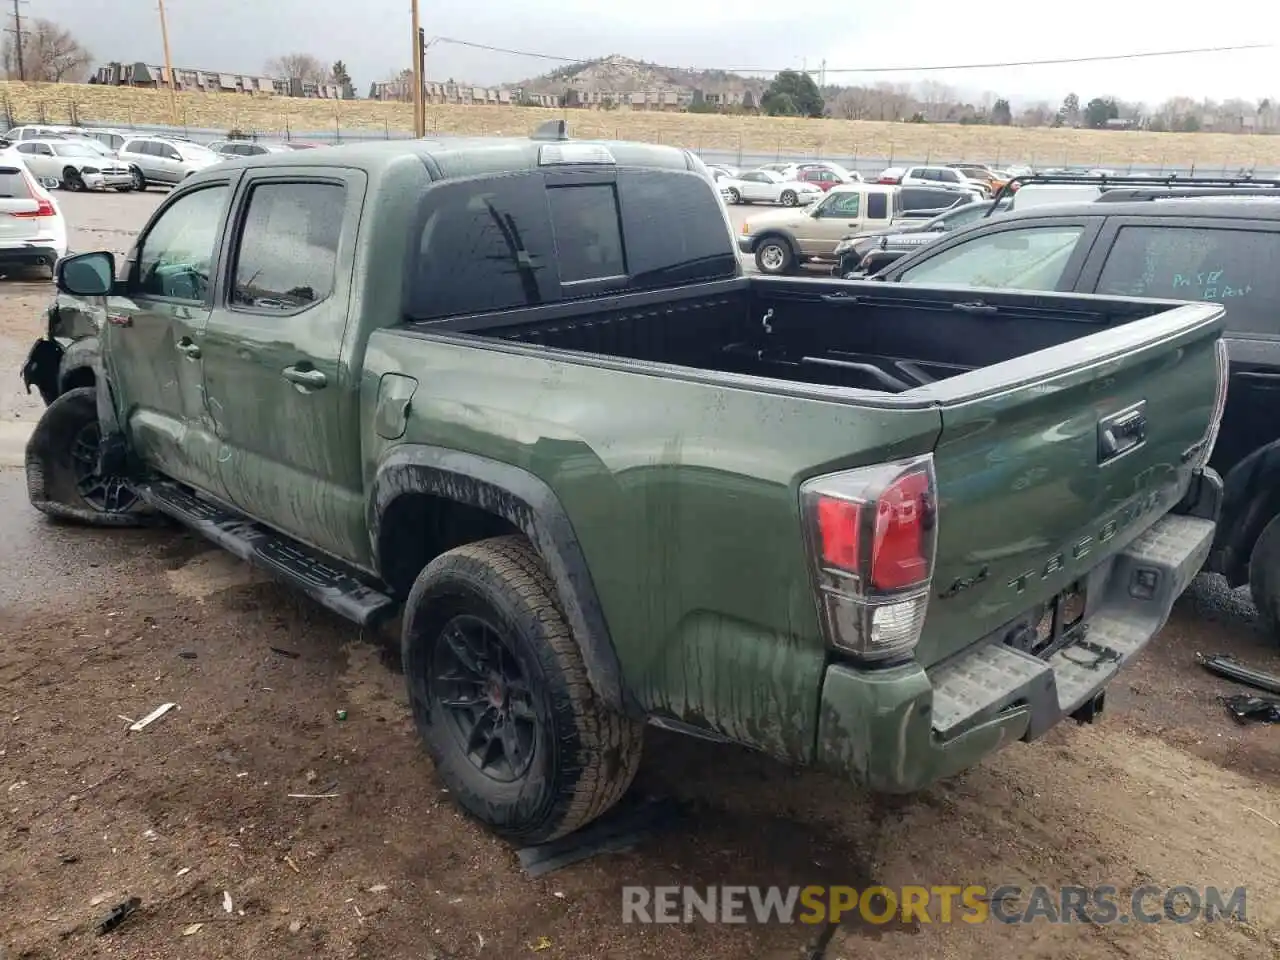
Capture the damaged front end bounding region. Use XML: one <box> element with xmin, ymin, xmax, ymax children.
<box><xmin>20</xmin><ymin>295</ymin><xmax>105</xmax><ymax>405</ymax></box>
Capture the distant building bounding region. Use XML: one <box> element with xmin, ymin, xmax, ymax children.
<box><xmin>90</xmin><ymin>62</ymin><xmax>348</xmax><ymax>99</ymax></box>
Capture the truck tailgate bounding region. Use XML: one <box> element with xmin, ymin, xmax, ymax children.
<box><xmin>912</xmin><ymin>300</ymin><xmax>1226</xmax><ymax>667</ymax></box>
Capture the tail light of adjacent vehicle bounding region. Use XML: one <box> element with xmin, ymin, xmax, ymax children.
<box><xmin>800</xmin><ymin>454</ymin><xmax>938</xmax><ymax>662</ymax></box>
<box><xmin>10</xmin><ymin>169</ymin><xmax>55</xmax><ymax>218</ymax></box>
<box><xmin>1192</xmin><ymin>338</ymin><xmax>1231</xmax><ymax>470</ymax></box>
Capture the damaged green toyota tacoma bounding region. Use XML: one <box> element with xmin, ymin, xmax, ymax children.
<box><xmin>24</xmin><ymin>129</ymin><xmax>1229</xmax><ymax>843</ymax></box>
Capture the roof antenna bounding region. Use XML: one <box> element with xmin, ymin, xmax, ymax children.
<box><xmin>531</xmin><ymin>119</ymin><xmax>570</xmax><ymax>141</ymax></box>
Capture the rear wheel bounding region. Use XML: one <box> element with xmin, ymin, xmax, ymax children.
<box><xmin>755</xmin><ymin>237</ymin><xmax>794</xmax><ymax>275</ymax></box>
<box><xmin>25</xmin><ymin>387</ymin><xmax>151</xmax><ymax>526</ymax></box>
<box><xmin>1248</xmin><ymin>514</ymin><xmax>1280</xmax><ymax>641</ymax></box>
<box><xmin>780</xmin><ymin>190</ymin><xmax>798</xmax><ymax>206</ymax></box>
<box><xmin>401</xmin><ymin>536</ymin><xmax>644</xmax><ymax>844</ymax></box>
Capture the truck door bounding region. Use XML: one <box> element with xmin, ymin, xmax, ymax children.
<box><xmin>99</xmin><ymin>179</ymin><xmax>234</xmax><ymax>496</ymax></box>
<box><xmin>798</xmin><ymin>189</ymin><xmax>865</xmax><ymax>257</ymax></box>
<box><xmin>200</xmin><ymin>167</ymin><xmax>370</xmax><ymax>563</ymax></box>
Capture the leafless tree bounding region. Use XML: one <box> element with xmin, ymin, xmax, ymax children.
<box><xmin>266</xmin><ymin>53</ymin><xmax>328</xmax><ymax>83</ymax></box>
<box><xmin>2</xmin><ymin>19</ymin><xmax>90</xmax><ymax>82</ymax></box>
<box><xmin>917</xmin><ymin>80</ymin><xmax>955</xmax><ymax>121</ymax></box>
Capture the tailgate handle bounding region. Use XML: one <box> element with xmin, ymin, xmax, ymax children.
<box><xmin>952</xmin><ymin>301</ymin><xmax>998</xmax><ymax>315</ymax></box>
<box><xmin>1098</xmin><ymin>403</ymin><xmax>1147</xmax><ymax>464</ymax></box>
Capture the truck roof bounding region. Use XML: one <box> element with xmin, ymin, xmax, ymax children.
<box><xmin>202</xmin><ymin>135</ymin><xmax>700</xmax><ymax>180</ymax></box>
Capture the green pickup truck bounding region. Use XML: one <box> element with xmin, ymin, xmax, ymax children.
<box><xmin>26</xmin><ymin>130</ymin><xmax>1229</xmax><ymax>844</ymax></box>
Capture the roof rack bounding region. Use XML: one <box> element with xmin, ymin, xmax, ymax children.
<box><xmin>986</xmin><ymin>173</ymin><xmax>1280</xmax><ymax>215</ymax></box>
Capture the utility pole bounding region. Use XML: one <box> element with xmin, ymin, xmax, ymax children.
<box><xmin>819</xmin><ymin>59</ymin><xmax>826</xmax><ymax>88</ymax></box>
<box><xmin>410</xmin><ymin>0</ymin><xmax>424</xmax><ymax>137</ymax></box>
<box><xmin>156</xmin><ymin>0</ymin><xmax>177</xmax><ymax>124</ymax></box>
<box><xmin>6</xmin><ymin>0</ymin><xmax>26</xmax><ymax>82</ymax></box>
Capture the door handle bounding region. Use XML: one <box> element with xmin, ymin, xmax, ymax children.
<box><xmin>283</xmin><ymin>365</ymin><xmax>327</xmax><ymax>389</ymax></box>
<box><xmin>176</xmin><ymin>338</ymin><xmax>201</xmax><ymax>359</ymax></box>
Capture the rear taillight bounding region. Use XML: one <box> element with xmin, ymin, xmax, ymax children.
<box><xmin>11</xmin><ymin>197</ymin><xmax>55</xmax><ymax>218</ymax></box>
<box><xmin>10</xmin><ymin>170</ymin><xmax>55</xmax><ymax>217</ymax></box>
<box><xmin>801</xmin><ymin>454</ymin><xmax>937</xmax><ymax>662</ymax></box>
<box><xmin>1192</xmin><ymin>338</ymin><xmax>1230</xmax><ymax>470</ymax></box>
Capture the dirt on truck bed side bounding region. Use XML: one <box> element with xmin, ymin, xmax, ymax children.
<box><xmin>1</xmin><ymin>486</ymin><xmax>1279</xmax><ymax>960</ymax></box>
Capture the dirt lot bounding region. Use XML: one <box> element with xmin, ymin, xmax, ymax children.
<box><xmin>3</xmin><ymin>80</ymin><xmax>1279</xmax><ymax>168</ymax></box>
<box><xmin>1</xmin><ymin>183</ymin><xmax>1278</xmax><ymax>960</ymax></box>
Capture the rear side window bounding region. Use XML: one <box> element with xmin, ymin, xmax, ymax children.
<box><xmin>1095</xmin><ymin>225</ymin><xmax>1280</xmax><ymax>336</ymax></box>
<box><xmin>0</xmin><ymin>166</ymin><xmax>32</xmax><ymax>199</ymax></box>
<box><xmin>231</xmin><ymin>181</ymin><xmax>345</xmax><ymax>311</ymax></box>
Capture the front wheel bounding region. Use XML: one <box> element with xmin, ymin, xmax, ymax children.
<box><xmin>62</xmin><ymin>168</ymin><xmax>85</xmax><ymax>192</ymax></box>
<box><xmin>130</xmin><ymin>167</ymin><xmax>147</xmax><ymax>192</ymax></box>
<box><xmin>401</xmin><ymin>536</ymin><xmax>644</xmax><ymax>844</ymax></box>
<box><xmin>25</xmin><ymin>387</ymin><xmax>152</xmax><ymax>526</ymax></box>
<box><xmin>1248</xmin><ymin>514</ymin><xmax>1280</xmax><ymax>641</ymax></box>
<box><xmin>754</xmin><ymin>238</ymin><xmax>794</xmax><ymax>275</ymax></box>
<box><xmin>780</xmin><ymin>190</ymin><xmax>798</xmax><ymax>206</ymax></box>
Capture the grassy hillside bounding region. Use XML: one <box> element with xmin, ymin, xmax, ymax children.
<box><xmin>2</xmin><ymin>81</ymin><xmax>1276</xmax><ymax>168</ymax></box>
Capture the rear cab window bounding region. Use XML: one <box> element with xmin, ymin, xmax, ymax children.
<box><xmin>406</xmin><ymin>169</ymin><xmax>737</xmax><ymax>321</ymax></box>
<box><xmin>1092</xmin><ymin>223</ymin><xmax>1280</xmax><ymax>337</ymax></box>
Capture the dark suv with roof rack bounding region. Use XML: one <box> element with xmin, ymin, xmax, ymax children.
<box><xmin>871</xmin><ymin>175</ymin><xmax>1280</xmax><ymax>638</ymax></box>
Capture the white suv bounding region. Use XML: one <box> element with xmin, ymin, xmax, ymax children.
<box><xmin>0</xmin><ymin>143</ymin><xmax>68</xmax><ymax>276</ymax></box>
<box><xmin>116</xmin><ymin>136</ymin><xmax>219</xmax><ymax>189</ymax></box>
<box><xmin>900</xmin><ymin>165</ymin><xmax>991</xmax><ymax>197</ymax></box>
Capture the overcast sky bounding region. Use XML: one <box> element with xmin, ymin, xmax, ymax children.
<box><xmin>33</xmin><ymin>0</ymin><xmax>1280</xmax><ymax>106</ymax></box>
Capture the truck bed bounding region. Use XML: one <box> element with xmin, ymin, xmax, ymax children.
<box><xmin>433</xmin><ymin>276</ymin><xmax>1191</xmax><ymax>395</ymax></box>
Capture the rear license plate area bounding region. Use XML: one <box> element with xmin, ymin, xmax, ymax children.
<box><xmin>1007</xmin><ymin>580</ymin><xmax>1087</xmax><ymax>660</ymax></box>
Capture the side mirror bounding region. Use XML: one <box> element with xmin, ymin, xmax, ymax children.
<box><xmin>55</xmin><ymin>251</ymin><xmax>115</xmax><ymax>297</ymax></box>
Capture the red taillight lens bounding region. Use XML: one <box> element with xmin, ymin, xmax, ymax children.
<box><xmin>871</xmin><ymin>470</ymin><xmax>931</xmax><ymax>589</ymax></box>
<box><xmin>816</xmin><ymin>497</ymin><xmax>860</xmax><ymax>570</ymax></box>
<box><xmin>11</xmin><ymin>197</ymin><xmax>55</xmax><ymax>218</ymax></box>
<box><xmin>802</xmin><ymin>456</ymin><xmax>938</xmax><ymax>662</ymax></box>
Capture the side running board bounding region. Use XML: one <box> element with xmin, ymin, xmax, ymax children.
<box><xmin>136</xmin><ymin>480</ymin><xmax>396</xmax><ymax>627</ymax></box>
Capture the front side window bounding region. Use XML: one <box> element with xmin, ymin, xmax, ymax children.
<box><xmin>134</xmin><ymin>185</ymin><xmax>229</xmax><ymax>301</ymax></box>
<box><xmin>817</xmin><ymin>191</ymin><xmax>861</xmax><ymax>218</ymax></box>
<box><xmin>231</xmin><ymin>182</ymin><xmax>345</xmax><ymax>311</ymax></box>
<box><xmin>1095</xmin><ymin>225</ymin><xmax>1280</xmax><ymax>336</ymax></box>
<box><xmin>899</xmin><ymin>225</ymin><xmax>1086</xmax><ymax>291</ymax></box>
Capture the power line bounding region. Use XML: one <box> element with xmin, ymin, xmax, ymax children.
<box><xmin>428</xmin><ymin>37</ymin><xmax>1272</xmax><ymax>76</ymax></box>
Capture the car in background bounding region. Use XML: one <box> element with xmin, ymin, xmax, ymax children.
<box><xmin>207</xmin><ymin>139</ymin><xmax>298</xmax><ymax>158</ymax></box>
<box><xmin>796</xmin><ymin>167</ymin><xmax>850</xmax><ymax>191</ymax></box>
<box><xmin>832</xmin><ymin>198</ymin><xmax>1014</xmax><ymax>276</ymax></box>
<box><xmin>900</xmin><ymin>165</ymin><xmax>992</xmax><ymax>196</ymax></box>
<box><xmin>897</xmin><ymin>183</ymin><xmax>984</xmax><ymax>219</ymax></box>
<box><xmin>736</xmin><ymin>182</ymin><xmax>900</xmax><ymax>273</ymax></box>
<box><xmin>0</xmin><ymin>144</ymin><xmax>68</xmax><ymax>276</ymax></box>
<box><xmin>14</xmin><ymin>139</ymin><xmax>134</xmax><ymax>192</ymax></box>
<box><xmin>4</xmin><ymin>124</ymin><xmax>83</xmax><ymax>142</ymax></box>
<box><xmin>116</xmin><ymin>136</ymin><xmax>219</xmax><ymax>189</ymax></box>
<box><xmin>719</xmin><ymin>169</ymin><xmax>825</xmax><ymax>206</ymax></box>
<box><xmin>946</xmin><ymin>163</ymin><xmax>1014</xmax><ymax>194</ymax></box>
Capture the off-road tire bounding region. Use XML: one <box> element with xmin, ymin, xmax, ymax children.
<box><xmin>1248</xmin><ymin>514</ymin><xmax>1280</xmax><ymax>640</ymax></box>
<box><xmin>402</xmin><ymin>535</ymin><xmax>643</xmax><ymax>844</ymax></box>
<box><xmin>25</xmin><ymin>387</ymin><xmax>151</xmax><ymax>526</ymax></box>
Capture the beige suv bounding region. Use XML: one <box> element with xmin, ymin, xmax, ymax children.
<box><xmin>737</xmin><ymin>184</ymin><xmax>900</xmax><ymax>274</ymax></box>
